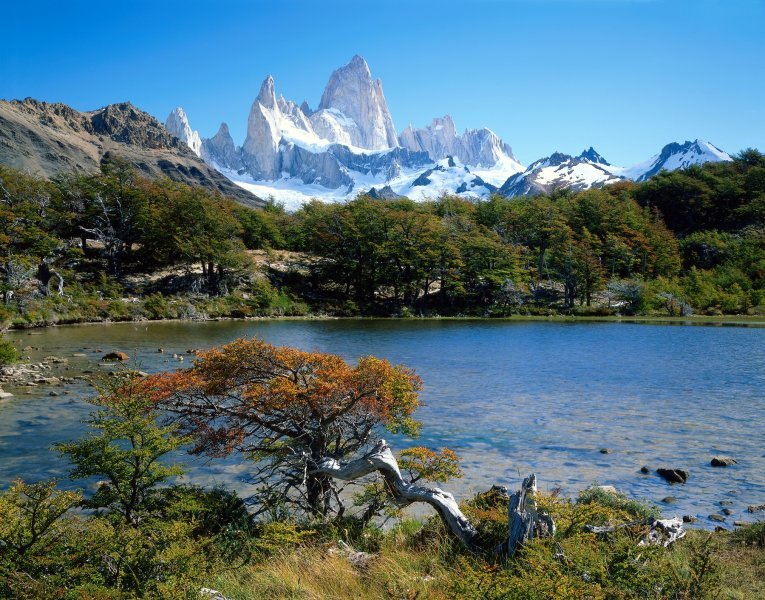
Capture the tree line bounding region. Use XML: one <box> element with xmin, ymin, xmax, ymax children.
<box><xmin>0</xmin><ymin>150</ymin><xmax>763</xmax><ymax>322</ymax></box>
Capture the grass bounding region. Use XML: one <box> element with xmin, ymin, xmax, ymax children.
<box><xmin>204</xmin><ymin>495</ymin><xmax>765</xmax><ymax>600</ymax></box>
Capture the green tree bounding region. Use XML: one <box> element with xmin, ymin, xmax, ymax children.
<box><xmin>56</xmin><ymin>374</ymin><xmax>189</xmax><ymax>525</ymax></box>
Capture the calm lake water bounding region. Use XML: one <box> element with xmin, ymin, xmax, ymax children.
<box><xmin>1</xmin><ymin>319</ymin><xmax>764</xmax><ymax>527</ymax></box>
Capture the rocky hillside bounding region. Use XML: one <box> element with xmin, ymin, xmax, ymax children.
<box><xmin>0</xmin><ymin>98</ymin><xmax>263</xmax><ymax>207</ymax></box>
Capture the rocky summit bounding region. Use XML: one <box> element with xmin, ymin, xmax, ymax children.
<box><xmin>0</xmin><ymin>98</ymin><xmax>262</xmax><ymax>207</ymax></box>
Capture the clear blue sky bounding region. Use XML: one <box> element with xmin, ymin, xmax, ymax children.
<box><xmin>2</xmin><ymin>0</ymin><xmax>763</xmax><ymax>166</ymax></box>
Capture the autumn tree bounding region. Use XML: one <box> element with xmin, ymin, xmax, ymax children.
<box><xmin>143</xmin><ymin>338</ymin><xmax>424</xmax><ymax>519</ymax></box>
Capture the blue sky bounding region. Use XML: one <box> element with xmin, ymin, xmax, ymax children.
<box><xmin>2</xmin><ymin>0</ymin><xmax>763</xmax><ymax>166</ymax></box>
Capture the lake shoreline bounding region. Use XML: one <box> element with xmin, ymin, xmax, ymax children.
<box><xmin>5</xmin><ymin>311</ymin><xmax>765</xmax><ymax>333</ymax></box>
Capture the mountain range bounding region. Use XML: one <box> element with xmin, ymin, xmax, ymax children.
<box><xmin>164</xmin><ymin>55</ymin><xmax>733</xmax><ymax>209</ymax></box>
<box><xmin>0</xmin><ymin>55</ymin><xmax>734</xmax><ymax>211</ymax></box>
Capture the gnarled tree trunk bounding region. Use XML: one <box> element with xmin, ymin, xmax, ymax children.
<box><xmin>312</xmin><ymin>439</ymin><xmax>478</xmax><ymax>547</ymax></box>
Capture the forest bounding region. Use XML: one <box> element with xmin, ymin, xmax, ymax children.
<box><xmin>0</xmin><ymin>150</ymin><xmax>763</xmax><ymax>328</ymax></box>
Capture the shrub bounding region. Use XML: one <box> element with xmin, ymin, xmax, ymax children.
<box><xmin>0</xmin><ymin>337</ymin><xmax>20</xmax><ymax>365</ymax></box>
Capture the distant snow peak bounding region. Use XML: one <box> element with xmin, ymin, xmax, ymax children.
<box><xmin>165</xmin><ymin>107</ymin><xmax>202</xmax><ymax>157</ymax></box>
<box><xmin>500</xmin><ymin>151</ymin><xmax>622</xmax><ymax>197</ymax></box>
<box><xmin>606</xmin><ymin>139</ymin><xmax>733</xmax><ymax>182</ymax></box>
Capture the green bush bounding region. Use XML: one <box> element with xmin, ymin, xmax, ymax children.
<box><xmin>0</xmin><ymin>337</ymin><xmax>20</xmax><ymax>365</ymax></box>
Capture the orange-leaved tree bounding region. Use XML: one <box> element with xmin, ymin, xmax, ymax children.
<box><xmin>142</xmin><ymin>337</ymin><xmax>423</xmax><ymax>518</ymax></box>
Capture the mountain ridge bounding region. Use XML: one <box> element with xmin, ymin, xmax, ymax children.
<box><xmin>0</xmin><ymin>98</ymin><xmax>263</xmax><ymax>207</ymax></box>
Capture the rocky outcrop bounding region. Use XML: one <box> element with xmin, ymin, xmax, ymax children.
<box><xmin>316</xmin><ymin>55</ymin><xmax>398</xmax><ymax>151</ymax></box>
<box><xmin>165</xmin><ymin>107</ymin><xmax>202</xmax><ymax>157</ymax></box>
<box><xmin>0</xmin><ymin>99</ymin><xmax>262</xmax><ymax>207</ymax></box>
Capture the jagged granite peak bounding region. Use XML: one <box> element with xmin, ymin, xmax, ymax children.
<box><xmin>398</xmin><ymin>116</ymin><xmax>523</xmax><ymax>178</ymax></box>
<box><xmin>201</xmin><ymin>122</ymin><xmax>243</xmax><ymax>171</ymax></box>
<box><xmin>299</xmin><ymin>100</ymin><xmax>313</xmax><ymax>117</ymax></box>
<box><xmin>257</xmin><ymin>75</ymin><xmax>278</xmax><ymax>109</ymax></box>
<box><xmin>165</xmin><ymin>107</ymin><xmax>202</xmax><ymax>157</ymax></box>
<box><xmin>399</xmin><ymin>116</ymin><xmax>459</xmax><ymax>160</ymax></box>
<box><xmin>579</xmin><ymin>147</ymin><xmax>609</xmax><ymax>165</ymax></box>
<box><xmin>316</xmin><ymin>55</ymin><xmax>399</xmax><ymax>150</ymax></box>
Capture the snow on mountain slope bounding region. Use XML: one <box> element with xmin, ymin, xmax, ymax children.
<box><xmin>227</xmin><ymin>156</ymin><xmax>499</xmax><ymax>210</ymax></box>
<box><xmin>499</xmin><ymin>150</ymin><xmax>621</xmax><ymax>197</ymax></box>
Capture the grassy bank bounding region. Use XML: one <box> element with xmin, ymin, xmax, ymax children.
<box><xmin>3</xmin><ymin>296</ymin><xmax>765</xmax><ymax>332</ymax></box>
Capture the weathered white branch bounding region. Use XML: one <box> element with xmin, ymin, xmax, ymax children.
<box><xmin>311</xmin><ymin>439</ymin><xmax>478</xmax><ymax>547</ymax></box>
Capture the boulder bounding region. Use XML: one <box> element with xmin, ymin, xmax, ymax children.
<box><xmin>682</xmin><ymin>515</ymin><xmax>697</xmax><ymax>523</ymax></box>
<box><xmin>748</xmin><ymin>503</ymin><xmax>765</xmax><ymax>513</ymax></box>
<box><xmin>710</xmin><ymin>456</ymin><xmax>737</xmax><ymax>467</ymax></box>
<box><xmin>708</xmin><ymin>514</ymin><xmax>726</xmax><ymax>522</ymax></box>
<box><xmin>722</xmin><ymin>508</ymin><xmax>734</xmax><ymax>516</ymax></box>
<box><xmin>640</xmin><ymin>466</ymin><xmax>650</xmax><ymax>474</ymax></box>
<box><xmin>657</xmin><ymin>468</ymin><xmax>689</xmax><ymax>484</ymax></box>
<box><xmin>102</xmin><ymin>352</ymin><xmax>129</xmax><ymax>362</ymax></box>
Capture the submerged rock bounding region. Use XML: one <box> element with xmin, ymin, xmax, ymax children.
<box><xmin>657</xmin><ymin>468</ymin><xmax>689</xmax><ymax>484</ymax></box>
<box><xmin>711</xmin><ymin>456</ymin><xmax>737</xmax><ymax>467</ymax></box>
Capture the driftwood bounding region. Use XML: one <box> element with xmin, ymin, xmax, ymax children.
<box><xmin>315</xmin><ymin>441</ymin><xmax>683</xmax><ymax>555</ymax></box>
<box><xmin>312</xmin><ymin>439</ymin><xmax>478</xmax><ymax>547</ymax></box>
<box><xmin>499</xmin><ymin>473</ymin><xmax>556</xmax><ymax>556</ymax></box>
<box><xmin>586</xmin><ymin>517</ymin><xmax>686</xmax><ymax>547</ymax></box>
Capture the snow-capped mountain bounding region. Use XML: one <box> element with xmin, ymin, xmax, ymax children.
<box><xmin>499</xmin><ymin>149</ymin><xmax>622</xmax><ymax>197</ymax></box>
<box><xmin>165</xmin><ymin>55</ymin><xmax>521</xmax><ymax>208</ymax></box>
<box><xmin>162</xmin><ymin>55</ymin><xmax>734</xmax><ymax>209</ymax></box>
<box><xmin>606</xmin><ymin>140</ymin><xmax>732</xmax><ymax>182</ymax></box>
<box><xmin>165</xmin><ymin>107</ymin><xmax>202</xmax><ymax>158</ymax></box>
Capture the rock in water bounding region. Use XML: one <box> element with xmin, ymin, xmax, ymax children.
<box><xmin>657</xmin><ymin>468</ymin><xmax>689</xmax><ymax>484</ymax></box>
<box><xmin>102</xmin><ymin>352</ymin><xmax>129</xmax><ymax>362</ymax></box>
<box><xmin>711</xmin><ymin>456</ymin><xmax>737</xmax><ymax>467</ymax></box>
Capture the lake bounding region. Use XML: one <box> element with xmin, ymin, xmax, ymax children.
<box><xmin>1</xmin><ymin>319</ymin><xmax>763</xmax><ymax>527</ymax></box>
